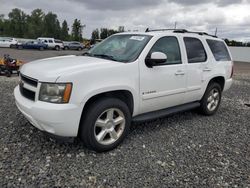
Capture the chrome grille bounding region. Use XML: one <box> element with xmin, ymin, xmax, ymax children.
<box><xmin>19</xmin><ymin>74</ymin><xmax>38</xmax><ymax>101</ymax></box>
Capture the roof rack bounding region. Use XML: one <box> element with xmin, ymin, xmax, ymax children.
<box><xmin>145</xmin><ymin>28</ymin><xmax>217</xmax><ymax>38</ymax></box>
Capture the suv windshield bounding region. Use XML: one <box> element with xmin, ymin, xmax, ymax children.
<box><xmin>86</xmin><ymin>34</ymin><xmax>152</xmax><ymax>62</ymax></box>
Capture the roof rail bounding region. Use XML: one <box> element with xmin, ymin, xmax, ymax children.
<box><xmin>145</xmin><ymin>28</ymin><xmax>217</xmax><ymax>38</ymax></box>
<box><xmin>145</xmin><ymin>28</ymin><xmax>188</xmax><ymax>33</ymax></box>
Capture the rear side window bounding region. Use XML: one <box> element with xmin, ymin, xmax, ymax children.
<box><xmin>55</xmin><ymin>40</ymin><xmax>63</xmax><ymax>43</ymax></box>
<box><xmin>206</xmin><ymin>40</ymin><xmax>231</xmax><ymax>61</ymax></box>
<box><xmin>149</xmin><ymin>36</ymin><xmax>182</xmax><ymax>65</ymax></box>
<box><xmin>184</xmin><ymin>37</ymin><xmax>207</xmax><ymax>63</ymax></box>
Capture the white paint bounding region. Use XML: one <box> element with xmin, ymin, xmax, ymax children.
<box><xmin>229</xmin><ymin>47</ymin><xmax>250</xmax><ymax>63</ymax></box>
<box><xmin>14</xmin><ymin>32</ymin><xmax>233</xmax><ymax>138</ymax></box>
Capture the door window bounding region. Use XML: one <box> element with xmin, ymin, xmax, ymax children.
<box><xmin>184</xmin><ymin>37</ymin><xmax>207</xmax><ymax>63</ymax></box>
<box><xmin>148</xmin><ymin>36</ymin><xmax>182</xmax><ymax>65</ymax></box>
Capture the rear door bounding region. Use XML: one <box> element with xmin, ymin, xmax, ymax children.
<box><xmin>182</xmin><ymin>37</ymin><xmax>209</xmax><ymax>103</ymax></box>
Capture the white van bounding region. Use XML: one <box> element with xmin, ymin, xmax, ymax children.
<box><xmin>37</xmin><ymin>37</ymin><xmax>64</xmax><ymax>50</ymax></box>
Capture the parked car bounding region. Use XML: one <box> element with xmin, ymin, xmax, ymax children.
<box><xmin>14</xmin><ymin>29</ymin><xmax>233</xmax><ymax>152</ymax></box>
<box><xmin>37</xmin><ymin>38</ymin><xmax>64</xmax><ymax>50</ymax></box>
<box><xmin>0</xmin><ymin>37</ymin><xmax>18</xmax><ymax>48</ymax></box>
<box><xmin>17</xmin><ymin>41</ymin><xmax>48</xmax><ymax>50</ymax></box>
<box><xmin>63</xmin><ymin>41</ymin><xmax>84</xmax><ymax>50</ymax></box>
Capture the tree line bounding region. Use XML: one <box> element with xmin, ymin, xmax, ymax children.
<box><xmin>0</xmin><ymin>8</ymin><xmax>83</xmax><ymax>41</ymax></box>
<box><xmin>224</xmin><ymin>39</ymin><xmax>250</xmax><ymax>47</ymax></box>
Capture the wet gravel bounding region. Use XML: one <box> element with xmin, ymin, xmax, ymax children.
<box><xmin>0</xmin><ymin>69</ymin><xmax>250</xmax><ymax>187</ymax></box>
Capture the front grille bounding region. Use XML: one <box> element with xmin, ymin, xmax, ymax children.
<box><xmin>20</xmin><ymin>84</ymin><xmax>36</xmax><ymax>101</ymax></box>
<box><xmin>20</xmin><ymin>74</ymin><xmax>38</xmax><ymax>87</ymax></box>
<box><xmin>19</xmin><ymin>74</ymin><xmax>38</xmax><ymax>101</ymax></box>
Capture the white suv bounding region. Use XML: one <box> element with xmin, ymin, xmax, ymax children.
<box><xmin>37</xmin><ymin>37</ymin><xmax>64</xmax><ymax>50</ymax></box>
<box><xmin>14</xmin><ymin>29</ymin><xmax>233</xmax><ymax>152</ymax></box>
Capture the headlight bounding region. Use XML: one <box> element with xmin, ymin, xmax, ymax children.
<box><xmin>39</xmin><ymin>83</ymin><xmax>72</xmax><ymax>103</ymax></box>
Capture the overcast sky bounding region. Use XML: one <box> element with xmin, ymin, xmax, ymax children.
<box><xmin>1</xmin><ymin>0</ymin><xmax>250</xmax><ymax>41</ymax></box>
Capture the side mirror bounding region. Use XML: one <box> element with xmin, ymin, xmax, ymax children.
<box><xmin>145</xmin><ymin>52</ymin><xmax>167</xmax><ymax>68</ymax></box>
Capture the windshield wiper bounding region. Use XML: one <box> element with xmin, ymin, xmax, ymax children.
<box><xmin>92</xmin><ymin>54</ymin><xmax>118</xmax><ymax>61</ymax></box>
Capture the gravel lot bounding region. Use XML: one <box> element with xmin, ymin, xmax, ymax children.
<box><xmin>0</xmin><ymin>49</ymin><xmax>249</xmax><ymax>187</ymax></box>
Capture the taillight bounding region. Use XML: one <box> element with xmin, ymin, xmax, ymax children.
<box><xmin>230</xmin><ymin>62</ymin><xmax>234</xmax><ymax>78</ymax></box>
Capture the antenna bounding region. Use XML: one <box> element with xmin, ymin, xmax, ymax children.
<box><xmin>174</xmin><ymin>22</ymin><xmax>177</xmax><ymax>29</ymax></box>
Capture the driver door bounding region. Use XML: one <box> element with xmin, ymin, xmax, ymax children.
<box><xmin>139</xmin><ymin>36</ymin><xmax>187</xmax><ymax>114</ymax></box>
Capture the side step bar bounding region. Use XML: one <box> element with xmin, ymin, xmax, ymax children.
<box><xmin>132</xmin><ymin>102</ymin><xmax>200</xmax><ymax>122</ymax></box>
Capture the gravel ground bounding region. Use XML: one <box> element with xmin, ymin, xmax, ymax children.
<box><xmin>0</xmin><ymin>62</ymin><xmax>250</xmax><ymax>187</ymax></box>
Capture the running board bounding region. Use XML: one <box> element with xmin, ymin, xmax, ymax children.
<box><xmin>132</xmin><ymin>102</ymin><xmax>200</xmax><ymax>122</ymax></box>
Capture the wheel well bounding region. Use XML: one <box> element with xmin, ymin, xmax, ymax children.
<box><xmin>83</xmin><ymin>90</ymin><xmax>134</xmax><ymax>115</ymax></box>
<box><xmin>208</xmin><ymin>76</ymin><xmax>225</xmax><ymax>90</ymax></box>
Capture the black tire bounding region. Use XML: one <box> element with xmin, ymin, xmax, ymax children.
<box><xmin>39</xmin><ymin>46</ymin><xmax>44</xmax><ymax>51</ymax></box>
<box><xmin>199</xmin><ymin>82</ymin><xmax>222</xmax><ymax>116</ymax></box>
<box><xmin>64</xmin><ymin>46</ymin><xmax>69</xmax><ymax>50</ymax></box>
<box><xmin>79</xmin><ymin>97</ymin><xmax>131</xmax><ymax>152</ymax></box>
<box><xmin>5</xmin><ymin>70</ymin><xmax>11</xmax><ymax>77</ymax></box>
<box><xmin>18</xmin><ymin>45</ymin><xmax>23</xmax><ymax>50</ymax></box>
<box><xmin>78</xmin><ymin>47</ymin><xmax>82</xmax><ymax>51</ymax></box>
<box><xmin>10</xmin><ymin>44</ymin><xmax>14</xmax><ymax>48</ymax></box>
<box><xmin>55</xmin><ymin>46</ymin><xmax>60</xmax><ymax>51</ymax></box>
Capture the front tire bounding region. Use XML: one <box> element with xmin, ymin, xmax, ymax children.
<box><xmin>199</xmin><ymin>82</ymin><xmax>222</xmax><ymax>116</ymax></box>
<box><xmin>79</xmin><ymin>98</ymin><xmax>131</xmax><ymax>152</ymax></box>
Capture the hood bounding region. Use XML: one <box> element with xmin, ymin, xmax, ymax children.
<box><xmin>20</xmin><ymin>55</ymin><xmax>120</xmax><ymax>82</ymax></box>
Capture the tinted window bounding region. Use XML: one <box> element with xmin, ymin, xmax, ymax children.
<box><xmin>49</xmin><ymin>40</ymin><xmax>53</xmax><ymax>43</ymax></box>
<box><xmin>207</xmin><ymin>40</ymin><xmax>231</xmax><ymax>61</ymax></box>
<box><xmin>149</xmin><ymin>36</ymin><xmax>182</xmax><ymax>65</ymax></box>
<box><xmin>55</xmin><ymin>40</ymin><xmax>63</xmax><ymax>43</ymax></box>
<box><xmin>184</xmin><ymin>37</ymin><xmax>207</xmax><ymax>63</ymax></box>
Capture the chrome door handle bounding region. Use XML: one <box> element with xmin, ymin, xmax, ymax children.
<box><xmin>175</xmin><ymin>70</ymin><xmax>185</xmax><ymax>75</ymax></box>
<box><xmin>203</xmin><ymin>67</ymin><xmax>212</xmax><ymax>72</ymax></box>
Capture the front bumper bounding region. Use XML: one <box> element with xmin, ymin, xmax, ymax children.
<box><xmin>14</xmin><ymin>86</ymin><xmax>82</xmax><ymax>137</ymax></box>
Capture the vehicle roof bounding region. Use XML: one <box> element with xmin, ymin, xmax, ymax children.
<box><xmin>115</xmin><ymin>31</ymin><xmax>223</xmax><ymax>41</ymax></box>
<box><xmin>37</xmin><ymin>37</ymin><xmax>54</xmax><ymax>40</ymax></box>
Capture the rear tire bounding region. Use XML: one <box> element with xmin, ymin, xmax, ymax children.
<box><xmin>18</xmin><ymin>46</ymin><xmax>23</xmax><ymax>50</ymax></box>
<box><xmin>55</xmin><ymin>46</ymin><xmax>60</xmax><ymax>51</ymax></box>
<box><xmin>79</xmin><ymin>98</ymin><xmax>131</xmax><ymax>152</ymax></box>
<box><xmin>39</xmin><ymin>46</ymin><xmax>44</xmax><ymax>51</ymax></box>
<box><xmin>199</xmin><ymin>82</ymin><xmax>222</xmax><ymax>116</ymax></box>
<box><xmin>78</xmin><ymin>47</ymin><xmax>82</xmax><ymax>51</ymax></box>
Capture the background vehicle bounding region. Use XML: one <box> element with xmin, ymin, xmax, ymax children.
<box><xmin>0</xmin><ymin>37</ymin><xmax>18</xmax><ymax>48</ymax></box>
<box><xmin>14</xmin><ymin>29</ymin><xmax>233</xmax><ymax>152</ymax></box>
<box><xmin>37</xmin><ymin>37</ymin><xmax>64</xmax><ymax>50</ymax></box>
<box><xmin>17</xmin><ymin>41</ymin><xmax>48</xmax><ymax>50</ymax></box>
<box><xmin>63</xmin><ymin>41</ymin><xmax>84</xmax><ymax>50</ymax></box>
<box><xmin>0</xmin><ymin>54</ymin><xmax>24</xmax><ymax>77</ymax></box>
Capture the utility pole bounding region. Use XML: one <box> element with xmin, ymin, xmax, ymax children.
<box><xmin>174</xmin><ymin>22</ymin><xmax>177</xmax><ymax>29</ymax></box>
<box><xmin>215</xmin><ymin>27</ymin><xmax>218</xmax><ymax>36</ymax></box>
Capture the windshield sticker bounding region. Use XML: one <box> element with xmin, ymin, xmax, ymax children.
<box><xmin>130</xmin><ymin>36</ymin><xmax>145</xmax><ymax>41</ymax></box>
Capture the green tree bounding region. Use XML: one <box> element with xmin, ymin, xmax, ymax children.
<box><xmin>118</xmin><ymin>26</ymin><xmax>125</xmax><ymax>32</ymax></box>
<box><xmin>43</xmin><ymin>12</ymin><xmax>61</xmax><ymax>38</ymax></box>
<box><xmin>8</xmin><ymin>8</ymin><xmax>27</xmax><ymax>37</ymax></box>
<box><xmin>60</xmin><ymin>20</ymin><xmax>69</xmax><ymax>40</ymax></box>
<box><xmin>71</xmin><ymin>19</ymin><xmax>83</xmax><ymax>41</ymax></box>
<box><xmin>0</xmin><ymin>14</ymin><xmax>4</xmax><ymax>35</ymax></box>
<box><xmin>100</xmin><ymin>28</ymin><xmax>108</xmax><ymax>39</ymax></box>
<box><xmin>91</xmin><ymin>28</ymin><xmax>99</xmax><ymax>41</ymax></box>
<box><xmin>26</xmin><ymin>9</ymin><xmax>44</xmax><ymax>38</ymax></box>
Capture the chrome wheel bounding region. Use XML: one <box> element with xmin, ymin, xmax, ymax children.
<box><xmin>94</xmin><ymin>108</ymin><xmax>126</xmax><ymax>145</ymax></box>
<box><xmin>207</xmin><ymin>88</ymin><xmax>220</xmax><ymax>112</ymax></box>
